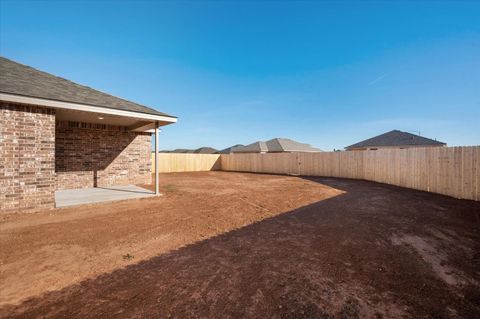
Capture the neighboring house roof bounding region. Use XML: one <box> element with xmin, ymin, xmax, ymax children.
<box><xmin>233</xmin><ymin>141</ymin><xmax>268</xmax><ymax>153</ymax></box>
<box><xmin>270</xmin><ymin>138</ymin><xmax>322</xmax><ymax>152</ymax></box>
<box><xmin>160</xmin><ymin>149</ymin><xmax>192</xmax><ymax>153</ymax></box>
<box><xmin>160</xmin><ymin>147</ymin><xmax>218</xmax><ymax>154</ymax></box>
<box><xmin>234</xmin><ymin>138</ymin><xmax>322</xmax><ymax>153</ymax></box>
<box><xmin>217</xmin><ymin>144</ymin><xmax>245</xmax><ymax>154</ymax></box>
<box><xmin>345</xmin><ymin>130</ymin><xmax>446</xmax><ymax>150</ymax></box>
<box><xmin>0</xmin><ymin>56</ymin><xmax>176</xmax><ymax>119</ymax></box>
<box><xmin>234</xmin><ymin>141</ymin><xmax>269</xmax><ymax>153</ymax></box>
<box><xmin>194</xmin><ymin>147</ymin><xmax>218</xmax><ymax>154</ymax></box>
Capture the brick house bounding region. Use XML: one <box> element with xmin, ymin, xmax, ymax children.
<box><xmin>0</xmin><ymin>57</ymin><xmax>177</xmax><ymax>213</ymax></box>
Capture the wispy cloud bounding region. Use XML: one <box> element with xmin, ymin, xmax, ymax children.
<box><xmin>367</xmin><ymin>73</ymin><xmax>388</xmax><ymax>86</ymax></box>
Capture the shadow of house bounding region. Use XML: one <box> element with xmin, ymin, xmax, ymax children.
<box><xmin>2</xmin><ymin>177</ymin><xmax>479</xmax><ymax>318</ymax></box>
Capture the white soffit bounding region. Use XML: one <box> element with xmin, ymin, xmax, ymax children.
<box><xmin>0</xmin><ymin>93</ymin><xmax>178</xmax><ymax>125</ymax></box>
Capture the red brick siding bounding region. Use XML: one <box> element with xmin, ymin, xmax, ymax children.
<box><xmin>55</xmin><ymin>121</ymin><xmax>151</xmax><ymax>190</ymax></box>
<box><xmin>0</xmin><ymin>102</ymin><xmax>56</xmax><ymax>213</ymax></box>
<box><xmin>1</xmin><ymin>102</ymin><xmax>152</xmax><ymax>213</ymax></box>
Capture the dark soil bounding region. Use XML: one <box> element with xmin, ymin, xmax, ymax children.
<box><xmin>1</xmin><ymin>172</ymin><xmax>479</xmax><ymax>318</ymax></box>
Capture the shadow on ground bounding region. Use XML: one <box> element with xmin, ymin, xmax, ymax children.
<box><xmin>2</xmin><ymin>177</ymin><xmax>480</xmax><ymax>318</ymax></box>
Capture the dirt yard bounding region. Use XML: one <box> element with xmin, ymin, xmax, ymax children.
<box><xmin>0</xmin><ymin>172</ymin><xmax>479</xmax><ymax>318</ymax></box>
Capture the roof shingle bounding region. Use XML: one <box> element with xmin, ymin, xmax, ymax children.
<box><xmin>0</xmin><ymin>57</ymin><xmax>175</xmax><ymax>118</ymax></box>
<box><xmin>234</xmin><ymin>138</ymin><xmax>322</xmax><ymax>153</ymax></box>
<box><xmin>345</xmin><ymin>130</ymin><xmax>446</xmax><ymax>149</ymax></box>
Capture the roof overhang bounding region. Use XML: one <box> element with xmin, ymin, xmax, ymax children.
<box><xmin>0</xmin><ymin>93</ymin><xmax>177</xmax><ymax>131</ymax></box>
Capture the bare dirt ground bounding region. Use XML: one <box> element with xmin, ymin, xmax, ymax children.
<box><xmin>1</xmin><ymin>172</ymin><xmax>479</xmax><ymax>318</ymax></box>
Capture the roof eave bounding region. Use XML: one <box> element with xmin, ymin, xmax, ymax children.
<box><xmin>0</xmin><ymin>92</ymin><xmax>177</xmax><ymax>125</ymax></box>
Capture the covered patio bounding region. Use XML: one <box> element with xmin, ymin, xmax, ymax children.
<box><xmin>0</xmin><ymin>57</ymin><xmax>177</xmax><ymax>213</ymax></box>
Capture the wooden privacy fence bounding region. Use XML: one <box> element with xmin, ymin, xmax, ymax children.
<box><xmin>151</xmin><ymin>153</ymin><xmax>221</xmax><ymax>173</ymax></box>
<box><xmin>220</xmin><ymin>146</ymin><xmax>480</xmax><ymax>201</ymax></box>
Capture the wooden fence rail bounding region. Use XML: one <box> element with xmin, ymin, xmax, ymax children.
<box><xmin>151</xmin><ymin>153</ymin><xmax>221</xmax><ymax>173</ymax></box>
<box><xmin>220</xmin><ymin>146</ymin><xmax>479</xmax><ymax>201</ymax></box>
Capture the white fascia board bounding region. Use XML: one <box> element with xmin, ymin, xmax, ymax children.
<box><xmin>0</xmin><ymin>93</ymin><xmax>178</xmax><ymax>124</ymax></box>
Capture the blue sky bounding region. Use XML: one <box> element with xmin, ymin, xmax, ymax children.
<box><xmin>1</xmin><ymin>1</ymin><xmax>479</xmax><ymax>151</ymax></box>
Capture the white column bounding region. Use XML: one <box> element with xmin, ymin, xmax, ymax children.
<box><xmin>154</xmin><ymin>122</ymin><xmax>159</xmax><ymax>195</ymax></box>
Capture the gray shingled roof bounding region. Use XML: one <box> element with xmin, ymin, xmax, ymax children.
<box><xmin>217</xmin><ymin>144</ymin><xmax>245</xmax><ymax>154</ymax></box>
<box><xmin>234</xmin><ymin>141</ymin><xmax>269</xmax><ymax>153</ymax></box>
<box><xmin>160</xmin><ymin>147</ymin><xmax>218</xmax><ymax>154</ymax></box>
<box><xmin>234</xmin><ymin>138</ymin><xmax>322</xmax><ymax>153</ymax></box>
<box><xmin>345</xmin><ymin>130</ymin><xmax>446</xmax><ymax>149</ymax></box>
<box><xmin>194</xmin><ymin>147</ymin><xmax>218</xmax><ymax>154</ymax></box>
<box><xmin>0</xmin><ymin>57</ymin><xmax>175</xmax><ymax>118</ymax></box>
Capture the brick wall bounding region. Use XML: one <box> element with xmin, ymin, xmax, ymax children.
<box><xmin>0</xmin><ymin>102</ymin><xmax>56</xmax><ymax>213</ymax></box>
<box><xmin>55</xmin><ymin>121</ymin><xmax>151</xmax><ymax>190</ymax></box>
<box><xmin>1</xmin><ymin>102</ymin><xmax>152</xmax><ymax>213</ymax></box>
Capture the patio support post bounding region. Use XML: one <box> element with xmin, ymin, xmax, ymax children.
<box><xmin>154</xmin><ymin>121</ymin><xmax>159</xmax><ymax>195</ymax></box>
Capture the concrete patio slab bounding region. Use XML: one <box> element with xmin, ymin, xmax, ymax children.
<box><xmin>55</xmin><ymin>185</ymin><xmax>155</xmax><ymax>208</ymax></box>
